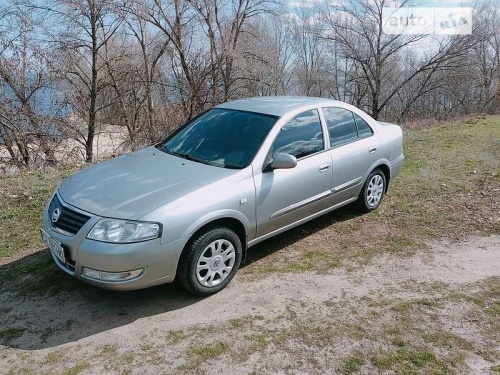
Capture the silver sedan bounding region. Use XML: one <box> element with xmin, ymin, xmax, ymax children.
<box><xmin>41</xmin><ymin>96</ymin><xmax>404</xmax><ymax>295</ymax></box>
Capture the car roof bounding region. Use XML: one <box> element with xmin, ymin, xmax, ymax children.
<box><xmin>215</xmin><ymin>96</ymin><xmax>342</xmax><ymax>117</ymax></box>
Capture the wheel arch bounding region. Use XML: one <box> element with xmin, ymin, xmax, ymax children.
<box><xmin>375</xmin><ymin>163</ymin><xmax>391</xmax><ymax>192</ymax></box>
<box><xmin>179</xmin><ymin>215</ymin><xmax>249</xmax><ymax>272</ymax></box>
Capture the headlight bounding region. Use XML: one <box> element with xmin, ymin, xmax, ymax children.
<box><xmin>87</xmin><ymin>219</ymin><xmax>161</xmax><ymax>243</ymax></box>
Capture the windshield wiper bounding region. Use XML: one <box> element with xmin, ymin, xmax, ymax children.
<box><xmin>186</xmin><ymin>154</ymin><xmax>215</xmax><ymax>166</ymax></box>
<box><xmin>222</xmin><ymin>164</ymin><xmax>241</xmax><ymax>170</ymax></box>
<box><xmin>162</xmin><ymin>145</ymin><xmax>191</xmax><ymax>160</ymax></box>
<box><xmin>163</xmin><ymin>146</ymin><xmax>215</xmax><ymax>166</ymax></box>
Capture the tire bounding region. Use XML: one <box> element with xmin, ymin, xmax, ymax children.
<box><xmin>355</xmin><ymin>169</ymin><xmax>387</xmax><ymax>213</ymax></box>
<box><xmin>178</xmin><ymin>226</ymin><xmax>242</xmax><ymax>296</ymax></box>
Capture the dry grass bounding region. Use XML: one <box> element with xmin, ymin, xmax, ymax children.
<box><xmin>35</xmin><ymin>274</ymin><xmax>492</xmax><ymax>374</ymax></box>
<box><xmin>243</xmin><ymin>115</ymin><xmax>500</xmax><ymax>276</ymax></box>
<box><xmin>0</xmin><ymin>166</ymin><xmax>82</xmax><ymax>259</ymax></box>
<box><xmin>1</xmin><ymin>116</ymin><xmax>498</xmax><ymax>266</ymax></box>
<box><xmin>0</xmin><ymin>116</ymin><xmax>498</xmax><ymax>290</ymax></box>
<box><xmin>0</xmin><ymin>115</ymin><xmax>499</xmax><ymax>375</ymax></box>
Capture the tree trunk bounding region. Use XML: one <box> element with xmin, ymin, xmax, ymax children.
<box><xmin>86</xmin><ymin>4</ymin><xmax>98</xmax><ymax>163</ymax></box>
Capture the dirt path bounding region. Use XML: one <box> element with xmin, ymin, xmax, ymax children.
<box><xmin>1</xmin><ymin>235</ymin><xmax>499</xmax><ymax>374</ymax></box>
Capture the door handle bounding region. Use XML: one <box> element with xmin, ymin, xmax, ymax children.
<box><xmin>319</xmin><ymin>163</ymin><xmax>331</xmax><ymax>172</ymax></box>
<box><xmin>369</xmin><ymin>146</ymin><xmax>377</xmax><ymax>154</ymax></box>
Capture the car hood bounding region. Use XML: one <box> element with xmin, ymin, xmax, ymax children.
<box><xmin>58</xmin><ymin>146</ymin><xmax>237</xmax><ymax>219</ymax></box>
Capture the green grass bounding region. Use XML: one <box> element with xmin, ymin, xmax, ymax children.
<box><xmin>449</xmin><ymin>277</ymin><xmax>500</xmax><ymax>317</ymax></box>
<box><xmin>166</xmin><ymin>330</ymin><xmax>188</xmax><ymax>345</ymax></box>
<box><xmin>343</xmin><ymin>354</ymin><xmax>365</xmax><ymax>374</ymax></box>
<box><xmin>39</xmin><ymin>327</ymin><xmax>55</xmax><ymax>343</ymax></box>
<box><xmin>62</xmin><ymin>361</ymin><xmax>90</xmax><ymax>375</ymax></box>
<box><xmin>44</xmin><ymin>351</ymin><xmax>60</xmax><ymax>364</ymax></box>
<box><xmin>249</xmin><ymin>249</ymin><xmax>341</xmax><ymax>275</ymax></box>
<box><xmin>388</xmin><ymin>116</ymin><xmax>500</xmax><ymax>238</ymax></box>
<box><xmin>244</xmin><ymin>333</ymin><xmax>268</xmax><ymax>351</ymax></box>
<box><xmin>2</xmin><ymin>273</ymin><xmax>490</xmax><ymax>375</ymax></box>
<box><xmin>122</xmin><ymin>352</ymin><xmax>135</xmax><ymax>365</ymax></box>
<box><xmin>0</xmin><ymin>117</ymin><xmax>497</xmax><ymax>374</ymax></box>
<box><xmin>181</xmin><ymin>341</ymin><xmax>230</xmax><ymax>370</ymax></box>
<box><xmin>1</xmin><ymin>116</ymin><xmax>499</xmax><ymax>276</ymax></box>
<box><xmin>7</xmin><ymin>368</ymin><xmax>34</xmax><ymax>375</ymax></box>
<box><xmin>100</xmin><ymin>344</ymin><xmax>118</xmax><ymax>356</ymax></box>
<box><xmin>188</xmin><ymin>341</ymin><xmax>229</xmax><ymax>360</ymax></box>
<box><xmin>422</xmin><ymin>331</ymin><xmax>471</xmax><ymax>351</ymax></box>
<box><xmin>0</xmin><ymin>166</ymin><xmax>82</xmax><ymax>258</ymax></box>
<box><xmin>0</xmin><ymin>327</ymin><xmax>27</xmax><ymax>344</ymax></box>
<box><xmin>391</xmin><ymin>298</ymin><xmax>438</xmax><ymax>313</ymax></box>
<box><xmin>0</xmin><ymin>249</ymin><xmax>87</xmax><ymax>297</ymax></box>
<box><xmin>370</xmin><ymin>348</ymin><xmax>445</xmax><ymax>373</ymax></box>
<box><xmin>163</xmin><ymin>288</ymin><xmax>478</xmax><ymax>373</ymax></box>
<box><xmin>140</xmin><ymin>344</ymin><xmax>153</xmax><ymax>352</ymax></box>
<box><xmin>244</xmin><ymin>115</ymin><xmax>500</xmax><ymax>275</ymax></box>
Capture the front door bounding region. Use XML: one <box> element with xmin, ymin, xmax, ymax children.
<box><xmin>254</xmin><ymin>109</ymin><xmax>333</xmax><ymax>237</ymax></box>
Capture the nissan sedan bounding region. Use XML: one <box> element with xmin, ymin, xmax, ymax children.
<box><xmin>41</xmin><ymin>96</ymin><xmax>404</xmax><ymax>296</ymax></box>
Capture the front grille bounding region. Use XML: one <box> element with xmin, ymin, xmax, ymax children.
<box><xmin>48</xmin><ymin>194</ymin><xmax>91</xmax><ymax>235</ymax></box>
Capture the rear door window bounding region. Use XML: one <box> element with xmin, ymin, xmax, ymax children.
<box><xmin>323</xmin><ymin>107</ymin><xmax>358</xmax><ymax>147</ymax></box>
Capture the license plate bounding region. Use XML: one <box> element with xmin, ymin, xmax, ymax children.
<box><xmin>40</xmin><ymin>229</ymin><xmax>66</xmax><ymax>264</ymax></box>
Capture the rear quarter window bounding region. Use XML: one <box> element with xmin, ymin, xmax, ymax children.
<box><xmin>354</xmin><ymin>113</ymin><xmax>374</xmax><ymax>138</ymax></box>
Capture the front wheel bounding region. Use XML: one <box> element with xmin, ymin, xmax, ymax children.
<box><xmin>355</xmin><ymin>169</ymin><xmax>386</xmax><ymax>212</ymax></box>
<box><xmin>178</xmin><ymin>226</ymin><xmax>242</xmax><ymax>296</ymax></box>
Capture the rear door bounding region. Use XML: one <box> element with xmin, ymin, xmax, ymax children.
<box><xmin>321</xmin><ymin>107</ymin><xmax>380</xmax><ymax>204</ymax></box>
<box><xmin>255</xmin><ymin>109</ymin><xmax>333</xmax><ymax>237</ymax></box>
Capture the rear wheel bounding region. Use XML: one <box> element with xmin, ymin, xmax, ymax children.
<box><xmin>178</xmin><ymin>226</ymin><xmax>242</xmax><ymax>296</ymax></box>
<box><xmin>355</xmin><ymin>169</ymin><xmax>386</xmax><ymax>212</ymax></box>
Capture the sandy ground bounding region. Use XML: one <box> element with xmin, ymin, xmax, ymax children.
<box><xmin>0</xmin><ymin>124</ymin><xmax>129</xmax><ymax>174</ymax></box>
<box><xmin>0</xmin><ymin>235</ymin><xmax>499</xmax><ymax>374</ymax></box>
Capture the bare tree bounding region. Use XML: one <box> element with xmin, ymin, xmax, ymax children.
<box><xmin>187</xmin><ymin>0</ymin><xmax>273</xmax><ymax>103</ymax></box>
<box><xmin>122</xmin><ymin>2</ymin><xmax>171</xmax><ymax>138</ymax></box>
<box><xmin>41</xmin><ymin>0</ymin><xmax>123</xmax><ymax>162</ymax></box>
<box><xmin>0</xmin><ymin>3</ymin><xmax>61</xmax><ymax>169</ymax></box>
<box><xmin>472</xmin><ymin>1</ymin><xmax>500</xmax><ymax>113</ymax></box>
<box><xmin>99</xmin><ymin>31</ymin><xmax>144</xmax><ymax>148</ymax></box>
<box><xmin>321</xmin><ymin>0</ymin><xmax>476</xmax><ymax>120</ymax></box>
<box><xmin>137</xmin><ymin>0</ymin><xmax>205</xmax><ymax>118</ymax></box>
<box><xmin>238</xmin><ymin>14</ymin><xmax>294</xmax><ymax>96</ymax></box>
<box><xmin>139</xmin><ymin>0</ymin><xmax>275</xmax><ymax>119</ymax></box>
<box><xmin>288</xmin><ymin>8</ymin><xmax>329</xmax><ymax>96</ymax></box>
<box><xmin>1</xmin><ymin>0</ymin><xmax>499</xmax><ymax>172</ymax></box>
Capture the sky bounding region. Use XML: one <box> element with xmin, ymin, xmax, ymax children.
<box><xmin>0</xmin><ymin>0</ymin><xmax>478</xmax><ymax>12</ymax></box>
<box><xmin>410</xmin><ymin>0</ymin><xmax>473</xmax><ymax>6</ymax></box>
<box><xmin>0</xmin><ymin>0</ymin><xmax>477</xmax><ymax>8</ymax></box>
<box><xmin>287</xmin><ymin>0</ymin><xmax>475</xmax><ymax>9</ymax></box>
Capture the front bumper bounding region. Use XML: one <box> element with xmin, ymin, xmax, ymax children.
<box><xmin>41</xmin><ymin>200</ymin><xmax>188</xmax><ymax>291</ymax></box>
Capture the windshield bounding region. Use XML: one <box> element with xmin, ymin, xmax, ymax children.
<box><xmin>158</xmin><ymin>108</ymin><xmax>278</xmax><ymax>169</ymax></box>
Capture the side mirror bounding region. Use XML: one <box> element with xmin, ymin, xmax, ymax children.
<box><xmin>271</xmin><ymin>153</ymin><xmax>297</xmax><ymax>170</ymax></box>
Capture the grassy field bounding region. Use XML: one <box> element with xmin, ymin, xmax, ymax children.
<box><xmin>1</xmin><ymin>115</ymin><xmax>498</xmax><ymax>263</ymax></box>
<box><xmin>0</xmin><ymin>167</ymin><xmax>80</xmax><ymax>258</ymax></box>
<box><xmin>243</xmin><ymin>114</ymin><xmax>500</xmax><ymax>275</ymax></box>
<box><xmin>0</xmin><ymin>115</ymin><xmax>498</xmax><ymax>290</ymax></box>
<box><xmin>0</xmin><ymin>115</ymin><xmax>499</xmax><ymax>374</ymax></box>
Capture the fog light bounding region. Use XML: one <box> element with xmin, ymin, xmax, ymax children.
<box><xmin>82</xmin><ymin>267</ymin><xmax>145</xmax><ymax>282</ymax></box>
